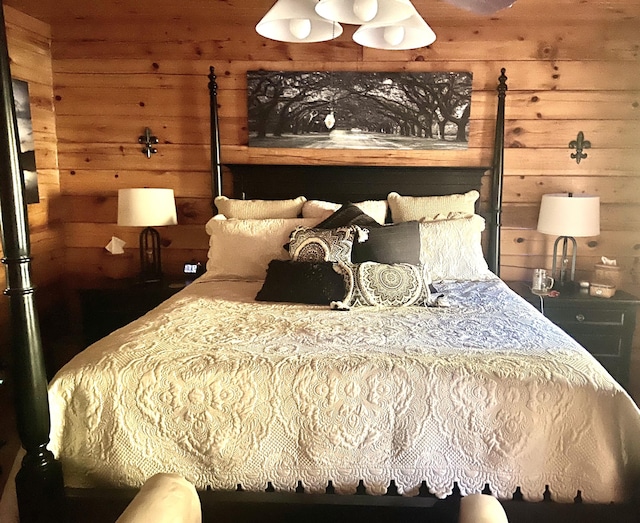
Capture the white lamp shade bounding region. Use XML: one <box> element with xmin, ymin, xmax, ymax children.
<box><xmin>443</xmin><ymin>0</ymin><xmax>516</xmax><ymax>15</ymax></box>
<box><xmin>118</xmin><ymin>188</ymin><xmax>178</xmax><ymax>227</ymax></box>
<box><xmin>316</xmin><ymin>0</ymin><xmax>415</xmax><ymax>25</ymax></box>
<box><xmin>537</xmin><ymin>193</ymin><xmax>600</xmax><ymax>238</ymax></box>
<box><xmin>353</xmin><ymin>8</ymin><xmax>436</xmax><ymax>49</ymax></box>
<box><xmin>257</xmin><ymin>0</ymin><xmax>343</xmax><ymax>43</ymax></box>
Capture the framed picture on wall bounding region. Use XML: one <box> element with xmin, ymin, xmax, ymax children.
<box><xmin>12</xmin><ymin>78</ymin><xmax>39</xmax><ymax>204</ymax></box>
<box><xmin>247</xmin><ymin>71</ymin><xmax>472</xmax><ymax>151</ymax></box>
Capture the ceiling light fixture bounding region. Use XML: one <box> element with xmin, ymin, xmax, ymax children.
<box><xmin>256</xmin><ymin>0</ymin><xmax>435</xmax><ymax>50</ymax></box>
<box><xmin>256</xmin><ymin>0</ymin><xmax>343</xmax><ymax>43</ymax></box>
<box><xmin>315</xmin><ymin>0</ymin><xmax>415</xmax><ymax>25</ymax></box>
<box><xmin>353</xmin><ymin>4</ymin><xmax>436</xmax><ymax>49</ymax></box>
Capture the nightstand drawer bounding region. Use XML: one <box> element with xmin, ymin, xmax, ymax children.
<box><xmin>544</xmin><ymin>308</ymin><xmax>625</xmax><ymax>326</ymax></box>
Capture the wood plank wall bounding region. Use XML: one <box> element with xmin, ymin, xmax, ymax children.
<box><xmin>0</xmin><ymin>6</ymin><xmax>62</xmax><ymax>366</ymax></box>
<box><xmin>2</xmin><ymin>0</ymin><xmax>640</xmax><ymax>390</ymax></box>
<box><xmin>1</xmin><ymin>0</ymin><xmax>637</xmax><ymax>286</ymax></box>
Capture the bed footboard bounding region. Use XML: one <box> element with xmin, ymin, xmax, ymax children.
<box><xmin>64</xmin><ymin>485</ymin><xmax>638</xmax><ymax>523</ymax></box>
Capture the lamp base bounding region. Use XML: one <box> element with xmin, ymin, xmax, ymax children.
<box><xmin>139</xmin><ymin>226</ymin><xmax>163</xmax><ymax>283</ymax></box>
<box><xmin>553</xmin><ymin>279</ymin><xmax>579</xmax><ymax>294</ymax></box>
<box><xmin>551</xmin><ymin>235</ymin><xmax>577</xmax><ymax>288</ymax></box>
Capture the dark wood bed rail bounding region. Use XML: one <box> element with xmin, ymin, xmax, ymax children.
<box><xmin>0</xmin><ymin>5</ymin><xmax>66</xmax><ymax>522</ymax></box>
<box><xmin>488</xmin><ymin>68</ymin><xmax>507</xmax><ymax>277</ymax></box>
<box><xmin>209</xmin><ymin>66</ymin><xmax>223</xmax><ymax>209</ymax></box>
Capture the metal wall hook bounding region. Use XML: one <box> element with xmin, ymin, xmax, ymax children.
<box><xmin>138</xmin><ymin>127</ymin><xmax>159</xmax><ymax>158</ymax></box>
<box><xmin>569</xmin><ymin>131</ymin><xmax>590</xmax><ymax>164</ymax></box>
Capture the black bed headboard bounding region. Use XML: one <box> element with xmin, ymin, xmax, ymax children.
<box><xmin>208</xmin><ymin>68</ymin><xmax>508</xmax><ymax>275</ymax></box>
<box><xmin>226</xmin><ymin>164</ymin><xmax>488</xmax><ymax>205</ymax></box>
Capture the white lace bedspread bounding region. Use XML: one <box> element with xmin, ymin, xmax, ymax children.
<box><xmin>48</xmin><ymin>277</ymin><xmax>640</xmax><ymax>503</ymax></box>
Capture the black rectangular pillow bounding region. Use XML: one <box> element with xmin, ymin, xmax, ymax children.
<box><xmin>256</xmin><ymin>260</ymin><xmax>346</xmax><ymax>304</ymax></box>
<box><xmin>315</xmin><ymin>203</ymin><xmax>383</xmax><ymax>229</ymax></box>
<box><xmin>351</xmin><ymin>221</ymin><xmax>421</xmax><ymax>265</ymax></box>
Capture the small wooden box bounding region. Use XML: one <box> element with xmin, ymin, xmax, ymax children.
<box><xmin>589</xmin><ymin>282</ymin><xmax>616</xmax><ymax>298</ymax></box>
<box><xmin>593</xmin><ymin>264</ymin><xmax>622</xmax><ymax>288</ymax></box>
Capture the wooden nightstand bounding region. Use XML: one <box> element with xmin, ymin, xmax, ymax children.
<box><xmin>80</xmin><ymin>278</ymin><xmax>185</xmax><ymax>346</ymax></box>
<box><xmin>507</xmin><ymin>281</ymin><xmax>640</xmax><ymax>388</ymax></box>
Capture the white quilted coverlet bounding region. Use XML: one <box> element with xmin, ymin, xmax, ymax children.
<box><xmin>48</xmin><ymin>277</ymin><xmax>640</xmax><ymax>502</ymax></box>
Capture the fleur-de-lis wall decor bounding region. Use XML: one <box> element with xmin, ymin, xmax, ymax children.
<box><xmin>138</xmin><ymin>127</ymin><xmax>159</xmax><ymax>158</ymax></box>
<box><xmin>569</xmin><ymin>131</ymin><xmax>590</xmax><ymax>164</ymax></box>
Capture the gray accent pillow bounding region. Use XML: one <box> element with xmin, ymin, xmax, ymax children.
<box><xmin>351</xmin><ymin>221</ymin><xmax>420</xmax><ymax>265</ymax></box>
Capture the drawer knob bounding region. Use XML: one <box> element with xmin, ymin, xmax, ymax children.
<box><xmin>575</xmin><ymin>314</ymin><xmax>585</xmax><ymax>322</ymax></box>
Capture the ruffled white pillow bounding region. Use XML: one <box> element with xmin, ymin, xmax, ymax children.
<box><xmin>419</xmin><ymin>214</ymin><xmax>492</xmax><ymax>281</ymax></box>
<box><xmin>388</xmin><ymin>190</ymin><xmax>479</xmax><ymax>222</ymax></box>
<box><xmin>204</xmin><ymin>215</ymin><xmax>318</xmax><ymax>280</ymax></box>
<box><xmin>214</xmin><ymin>195</ymin><xmax>306</xmax><ymax>219</ymax></box>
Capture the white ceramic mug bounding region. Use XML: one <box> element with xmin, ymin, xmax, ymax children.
<box><xmin>532</xmin><ymin>268</ymin><xmax>554</xmax><ymax>295</ymax></box>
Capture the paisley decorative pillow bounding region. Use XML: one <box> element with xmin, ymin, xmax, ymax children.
<box><xmin>333</xmin><ymin>261</ymin><xmax>432</xmax><ymax>308</ymax></box>
<box><xmin>289</xmin><ymin>226</ymin><xmax>364</xmax><ymax>264</ymax></box>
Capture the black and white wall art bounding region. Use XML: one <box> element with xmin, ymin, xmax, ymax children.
<box><xmin>12</xmin><ymin>78</ymin><xmax>39</xmax><ymax>204</ymax></box>
<box><xmin>247</xmin><ymin>71</ymin><xmax>472</xmax><ymax>150</ymax></box>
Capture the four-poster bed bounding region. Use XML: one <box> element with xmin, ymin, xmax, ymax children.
<box><xmin>1</xmin><ymin>33</ymin><xmax>640</xmax><ymax>521</ymax></box>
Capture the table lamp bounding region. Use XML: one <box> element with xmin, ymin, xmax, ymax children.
<box><xmin>117</xmin><ymin>188</ymin><xmax>178</xmax><ymax>283</ymax></box>
<box><xmin>536</xmin><ymin>192</ymin><xmax>600</xmax><ymax>287</ymax></box>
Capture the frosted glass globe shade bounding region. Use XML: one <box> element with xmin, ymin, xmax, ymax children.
<box><xmin>289</xmin><ymin>18</ymin><xmax>312</xmax><ymax>39</ymax></box>
<box><xmin>383</xmin><ymin>25</ymin><xmax>405</xmax><ymax>46</ymax></box>
<box><xmin>353</xmin><ymin>0</ymin><xmax>378</xmax><ymax>22</ymax></box>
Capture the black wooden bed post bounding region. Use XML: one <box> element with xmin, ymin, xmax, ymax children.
<box><xmin>488</xmin><ymin>68</ymin><xmax>507</xmax><ymax>276</ymax></box>
<box><xmin>0</xmin><ymin>5</ymin><xmax>67</xmax><ymax>522</ymax></box>
<box><xmin>209</xmin><ymin>66</ymin><xmax>223</xmax><ymax>200</ymax></box>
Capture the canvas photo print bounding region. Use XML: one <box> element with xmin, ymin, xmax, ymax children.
<box><xmin>12</xmin><ymin>78</ymin><xmax>39</xmax><ymax>204</ymax></box>
<box><xmin>247</xmin><ymin>71</ymin><xmax>472</xmax><ymax>150</ymax></box>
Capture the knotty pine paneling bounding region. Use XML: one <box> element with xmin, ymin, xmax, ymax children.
<box><xmin>0</xmin><ymin>0</ymin><xmax>637</xmax><ymax>283</ymax></box>
<box><xmin>6</xmin><ymin>0</ymin><xmax>640</xmax><ymax>27</ymax></box>
<box><xmin>49</xmin><ymin>83</ymin><xmax>640</xmax><ymax>121</ymax></box>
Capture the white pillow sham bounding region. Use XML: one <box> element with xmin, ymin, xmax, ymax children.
<box><xmin>204</xmin><ymin>215</ymin><xmax>319</xmax><ymax>280</ymax></box>
<box><xmin>214</xmin><ymin>195</ymin><xmax>306</xmax><ymax>219</ymax></box>
<box><xmin>419</xmin><ymin>214</ymin><xmax>492</xmax><ymax>281</ymax></box>
<box><xmin>302</xmin><ymin>199</ymin><xmax>388</xmax><ymax>225</ymax></box>
<box><xmin>388</xmin><ymin>190</ymin><xmax>479</xmax><ymax>222</ymax></box>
